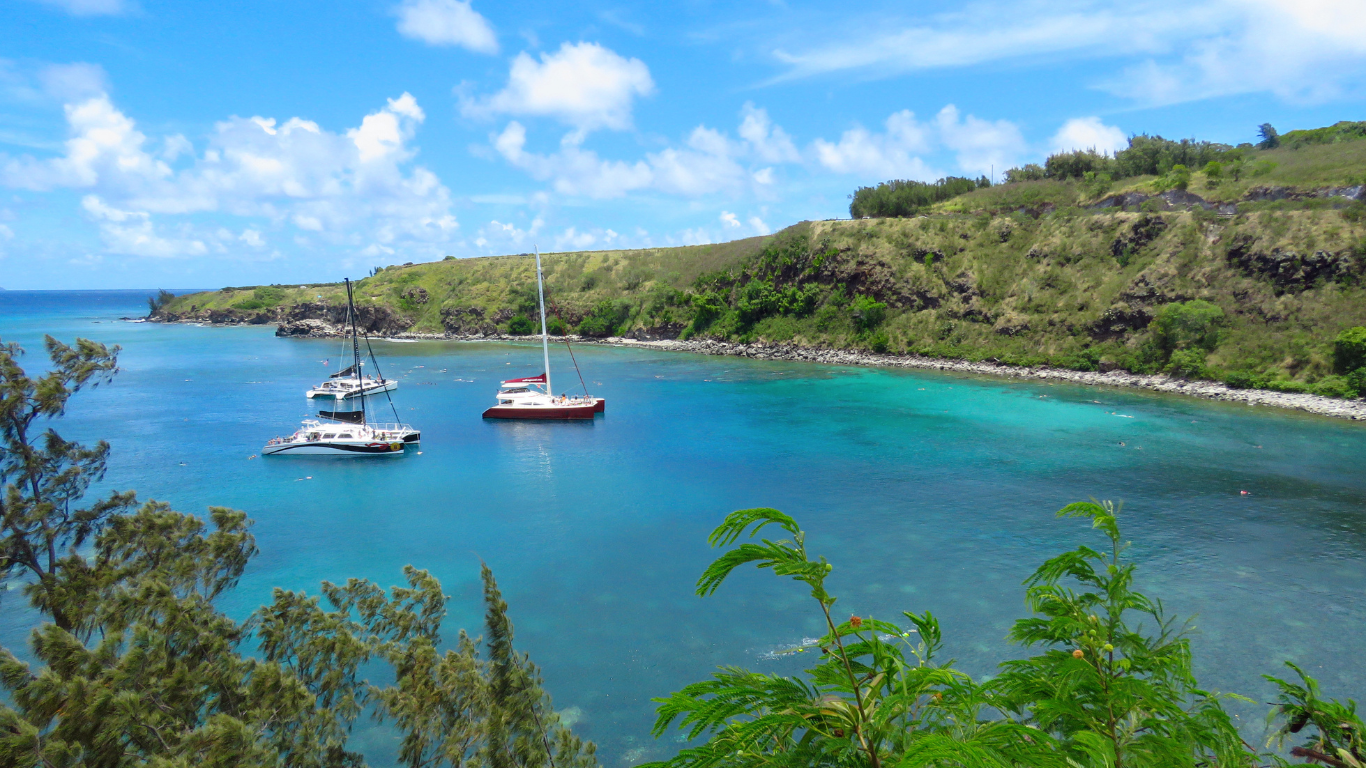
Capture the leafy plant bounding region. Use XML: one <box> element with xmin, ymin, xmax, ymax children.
<box><xmin>997</xmin><ymin>501</ymin><xmax>1252</xmax><ymax>768</ymax></box>
<box><xmin>1333</xmin><ymin>326</ymin><xmax>1366</xmax><ymax>373</ymax></box>
<box><xmin>647</xmin><ymin>503</ymin><xmax>1262</xmax><ymax>768</ymax></box>
<box><xmin>1265</xmin><ymin>662</ymin><xmax>1364</xmax><ymax>766</ymax></box>
<box><xmin>850</xmin><ymin>295</ymin><xmax>888</xmax><ymax>331</ymax></box>
<box><xmin>508</xmin><ymin>315</ymin><xmax>537</xmax><ymax>335</ymax></box>
<box><xmin>1151</xmin><ymin>300</ymin><xmax>1225</xmax><ymax>356</ymax></box>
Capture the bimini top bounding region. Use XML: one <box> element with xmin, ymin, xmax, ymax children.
<box><xmin>500</xmin><ymin>373</ymin><xmax>546</xmax><ymax>387</ymax></box>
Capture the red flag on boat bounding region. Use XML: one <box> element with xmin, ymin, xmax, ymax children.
<box><xmin>501</xmin><ymin>373</ymin><xmax>547</xmax><ymax>385</ymax></box>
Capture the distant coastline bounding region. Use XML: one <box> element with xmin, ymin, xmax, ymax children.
<box><xmin>142</xmin><ymin>316</ymin><xmax>1366</xmax><ymax>422</ymax></box>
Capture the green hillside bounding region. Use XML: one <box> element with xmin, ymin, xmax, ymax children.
<box><xmin>158</xmin><ymin>128</ymin><xmax>1366</xmax><ymax>400</ymax></box>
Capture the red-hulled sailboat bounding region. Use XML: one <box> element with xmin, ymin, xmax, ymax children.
<box><xmin>482</xmin><ymin>248</ymin><xmax>606</xmax><ymax>420</ymax></box>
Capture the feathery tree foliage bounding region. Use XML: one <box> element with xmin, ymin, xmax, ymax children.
<box><xmin>646</xmin><ymin>503</ymin><xmax>1359</xmax><ymax>768</ymax></box>
<box><xmin>848</xmin><ymin>177</ymin><xmax>990</xmax><ymax>219</ymax></box>
<box><xmin>0</xmin><ymin>337</ymin><xmax>597</xmax><ymax>767</ymax></box>
<box><xmin>1</xmin><ymin>336</ymin><xmax>136</xmax><ymax>631</ymax></box>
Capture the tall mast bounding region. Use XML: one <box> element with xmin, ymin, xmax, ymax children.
<box><xmin>345</xmin><ymin>278</ymin><xmax>364</xmax><ymax>423</ymax></box>
<box><xmin>535</xmin><ymin>247</ymin><xmax>551</xmax><ymax>395</ymax></box>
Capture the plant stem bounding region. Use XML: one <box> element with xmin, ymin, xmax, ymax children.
<box><xmin>819</xmin><ymin>599</ymin><xmax>880</xmax><ymax>768</ymax></box>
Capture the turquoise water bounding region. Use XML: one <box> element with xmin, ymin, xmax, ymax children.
<box><xmin>3</xmin><ymin>290</ymin><xmax>1365</xmax><ymax>763</ymax></box>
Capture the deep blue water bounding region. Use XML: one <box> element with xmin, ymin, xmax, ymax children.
<box><xmin>2</xmin><ymin>289</ymin><xmax>1365</xmax><ymax>764</ymax></box>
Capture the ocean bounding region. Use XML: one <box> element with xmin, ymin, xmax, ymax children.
<box><xmin>2</xmin><ymin>289</ymin><xmax>1365</xmax><ymax>763</ymax></box>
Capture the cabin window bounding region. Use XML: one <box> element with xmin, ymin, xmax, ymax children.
<box><xmin>322</xmin><ymin>434</ymin><xmax>336</xmax><ymax>439</ymax></box>
<box><xmin>500</xmin><ymin>400</ymin><xmax>513</xmax><ymax>404</ymax></box>
<box><xmin>501</xmin><ymin>387</ymin><xmax>530</xmax><ymax>394</ymax></box>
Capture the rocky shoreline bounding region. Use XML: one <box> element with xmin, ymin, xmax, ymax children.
<box><xmin>145</xmin><ymin>315</ymin><xmax>1366</xmax><ymax>422</ymax></box>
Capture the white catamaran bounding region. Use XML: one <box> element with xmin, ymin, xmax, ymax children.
<box><xmin>264</xmin><ymin>278</ymin><xmax>421</xmax><ymax>456</ymax></box>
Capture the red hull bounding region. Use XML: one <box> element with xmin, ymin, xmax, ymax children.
<box><xmin>483</xmin><ymin>403</ymin><xmax>598</xmax><ymax>420</ymax></box>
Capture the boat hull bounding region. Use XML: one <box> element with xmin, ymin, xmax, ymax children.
<box><xmin>262</xmin><ymin>440</ymin><xmax>409</xmax><ymax>456</ymax></box>
<box><xmin>306</xmin><ymin>381</ymin><xmax>398</xmax><ymax>399</ymax></box>
<box><xmin>482</xmin><ymin>402</ymin><xmax>600</xmax><ymax>420</ymax></box>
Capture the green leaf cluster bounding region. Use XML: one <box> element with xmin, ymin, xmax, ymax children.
<box><xmin>648</xmin><ymin>500</ymin><xmax>1360</xmax><ymax>768</ymax></box>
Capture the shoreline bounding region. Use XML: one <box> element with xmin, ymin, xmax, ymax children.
<box><xmin>144</xmin><ymin>318</ymin><xmax>1366</xmax><ymax>422</ymax></box>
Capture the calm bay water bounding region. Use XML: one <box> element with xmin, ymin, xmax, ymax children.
<box><xmin>3</xmin><ymin>289</ymin><xmax>1365</xmax><ymax>763</ymax></box>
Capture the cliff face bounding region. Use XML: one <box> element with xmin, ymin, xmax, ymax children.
<box><xmin>155</xmin><ymin>205</ymin><xmax>1366</xmax><ymax>393</ymax></box>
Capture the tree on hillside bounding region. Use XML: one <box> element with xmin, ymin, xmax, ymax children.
<box><xmin>1258</xmin><ymin>123</ymin><xmax>1280</xmax><ymax>149</ymax></box>
<box><xmin>0</xmin><ymin>336</ymin><xmax>136</xmax><ymax>630</ymax></box>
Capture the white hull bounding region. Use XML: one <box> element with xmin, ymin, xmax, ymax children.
<box><xmin>306</xmin><ymin>378</ymin><xmax>397</xmax><ymax>399</ymax></box>
<box><xmin>263</xmin><ymin>419</ymin><xmax>420</xmax><ymax>457</ymax></box>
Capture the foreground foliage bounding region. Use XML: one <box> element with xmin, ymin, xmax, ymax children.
<box><xmin>0</xmin><ymin>338</ymin><xmax>595</xmax><ymax>768</ymax></box>
<box><xmin>646</xmin><ymin>503</ymin><xmax>1356</xmax><ymax>768</ymax></box>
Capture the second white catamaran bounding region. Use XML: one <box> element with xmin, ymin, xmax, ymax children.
<box><xmin>264</xmin><ymin>278</ymin><xmax>420</xmax><ymax>456</ymax></box>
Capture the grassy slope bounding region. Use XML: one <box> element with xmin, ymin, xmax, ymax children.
<box><xmin>938</xmin><ymin>139</ymin><xmax>1366</xmax><ymax>213</ymax></box>
<box><xmin>162</xmin><ymin>142</ymin><xmax>1366</xmax><ymax>395</ymax></box>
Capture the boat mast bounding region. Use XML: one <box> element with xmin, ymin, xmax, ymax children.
<box><xmin>535</xmin><ymin>247</ymin><xmax>552</xmax><ymax>395</ymax></box>
<box><xmin>345</xmin><ymin>278</ymin><xmax>365</xmax><ymax>423</ymax></box>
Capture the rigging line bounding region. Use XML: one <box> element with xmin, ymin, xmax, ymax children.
<box><xmin>345</xmin><ymin>278</ymin><xmax>364</xmax><ymax>424</ymax></box>
<box><xmin>362</xmin><ymin>332</ymin><xmax>402</xmax><ymax>425</ymax></box>
<box><xmin>546</xmin><ymin>297</ymin><xmax>589</xmax><ymax>397</ymax></box>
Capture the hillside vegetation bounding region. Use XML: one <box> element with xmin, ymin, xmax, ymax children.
<box><xmin>158</xmin><ymin>128</ymin><xmax>1366</xmax><ymax>400</ymax></box>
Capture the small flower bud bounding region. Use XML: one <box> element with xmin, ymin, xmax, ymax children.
<box><xmin>849</xmin><ymin>616</ymin><xmax>863</xmax><ymax>629</ymax></box>
<box><xmin>1072</xmin><ymin>649</ymin><xmax>1085</xmax><ymax>659</ymax></box>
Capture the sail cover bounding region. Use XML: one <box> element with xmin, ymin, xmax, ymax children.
<box><xmin>319</xmin><ymin>410</ymin><xmax>365</xmax><ymax>424</ymax></box>
<box><xmin>329</xmin><ymin>364</ymin><xmax>357</xmax><ymax>379</ymax></box>
<box><xmin>501</xmin><ymin>373</ymin><xmax>546</xmax><ymax>385</ymax></box>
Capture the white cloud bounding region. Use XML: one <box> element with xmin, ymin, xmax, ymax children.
<box><xmin>1051</xmin><ymin>117</ymin><xmax>1128</xmax><ymax>154</ymax></box>
<box><xmin>1106</xmin><ymin>0</ymin><xmax>1366</xmax><ymax>105</ymax></box>
<box><xmin>720</xmin><ymin>211</ymin><xmax>740</xmax><ymax>228</ymax></box>
<box><xmin>81</xmin><ymin>195</ymin><xmax>207</xmax><ymax>258</ymax></box>
<box><xmin>0</xmin><ymin>224</ymin><xmax>13</xmax><ymax>240</ymax></box>
<box><xmin>934</xmin><ymin>105</ymin><xmax>1025</xmax><ymax>176</ymax></box>
<box><xmin>811</xmin><ymin>110</ymin><xmax>936</xmax><ymax>179</ymax></box>
<box><xmin>38</xmin><ymin>62</ymin><xmax>108</xmax><ymax>101</ymax></box>
<box><xmin>32</xmin><ymin>0</ymin><xmax>128</xmax><ymax>16</ymax></box>
<box><xmin>240</xmin><ymin>228</ymin><xmax>265</xmax><ymax>247</ymax></box>
<box><xmin>493</xmin><ymin>120</ymin><xmax>749</xmax><ymax>199</ymax></box>
<box><xmin>554</xmin><ymin>226</ymin><xmax>598</xmax><ymax>250</ymax></box>
<box><xmin>394</xmin><ymin>0</ymin><xmax>498</xmax><ymax>53</ymax></box>
<box><xmin>2</xmin><ymin>88</ymin><xmax>458</xmax><ymax>261</ymax></box>
<box><xmin>770</xmin><ymin>0</ymin><xmax>1366</xmax><ymax>107</ymax></box>
<box><xmin>738</xmin><ymin>102</ymin><xmax>799</xmax><ymax>163</ymax></box>
<box><xmin>748</xmin><ymin>216</ymin><xmax>770</xmax><ymax>235</ymax></box>
<box><xmin>463</xmin><ymin>42</ymin><xmax>654</xmax><ymax>133</ymax></box>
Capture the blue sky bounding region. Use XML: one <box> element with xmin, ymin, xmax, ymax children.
<box><xmin>1</xmin><ymin>0</ymin><xmax>1364</xmax><ymax>289</ymax></box>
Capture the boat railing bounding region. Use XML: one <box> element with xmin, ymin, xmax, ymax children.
<box><xmin>368</xmin><ymin>422</ymin><xmax>415</xmax><ymax>432</ymax></box>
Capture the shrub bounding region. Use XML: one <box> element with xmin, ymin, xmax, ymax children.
<box><xmin>1151</xmin><ymin>300</ymin><xmax>1225</xmax><ymax>354</ymax></box>
<box><xmin>736</xmin><ymin>280</ymin><xmax>779</xmax><ymax>322</ymax></box>
<box><xmin>577</xmin><ymin>299</ymin><xmax>632</xmax><ymax>337</ymax></box>
<box><xmin>1159</xmin><ymin>164</ymin><xmax>1192</xmax><ymax>191</ymax></box>
<box><xmin>506</xmin><ymin>314</ymin><xmax>536</xmax><ymax>335</ymax></box>
<box><xmin>1223</xmin><ymin>370</ymin><xmax>1267</xmax><ymax>389</ymax></box>
<box><xmin>1333</xmin><ymin>326</ymin><xmax>1366</xmax><ymax>373</ymax></box>
<box><xmin>849</xmin><ymin>176</ymin><xmax>988</xmax><ymax>218</ymax></box>
<box><xmin>1203</xmin><ymin>160</ymin><xmax>1223</xmax><ymax>179</ymax></box>
<box><xmin>1311</xmin><ymin>375</ymin><xmax>1354</xmax><ymax>399</ymax></box>
<box><xmin>865</xmin><ymin>330</ymin><xmax>891</xmax><ymax>353</ymax></box>
<box><xmin>850</xmin><ymin>294</ymin><xmax>887</xmax><ymax>331</ymax></box>
<box><xmin>1347</xmin><ymin>367</ymin><xmax>1366</xmax><ymax>397</ymax></box>
<box><xmin>1165</xmin><ymin>348</ymin><xmax>1208</xmax><ymax>379</ymax></box>
<box><xmin>1003</xmin><ymin>164</ymin><xmax>1046</xmax><ymax>183</ymax></box>
<box><xmin>1044</xmin><ymin>149</ymin><xmax>1113</xmax><ymax>180</ymax></box>
<box><xmin>546</xmin><ymin>316</ymin><xmax>568</xmax><ymax>336</ymax></box>
<box><xmin>690</xmin><ymin>291</ymin><xmax>726</xmax><ymax>328</ymax></box>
